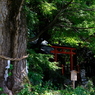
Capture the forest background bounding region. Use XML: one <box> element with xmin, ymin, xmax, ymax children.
<box><xmin>23</xmin><ymin>0</ymin><xmax>95</xmax><ymax>95</ymax></box>
<box><xmin>1</xmin><ymin>0</ymin><xmax>95</xmax><ymax>94</ymax></box>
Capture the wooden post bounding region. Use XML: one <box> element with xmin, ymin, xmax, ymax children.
<box><xmin>73</xmin><ymin>81</ymin><xmax>75</xmax><ymax>89</ymax></box>
<box><xmin>70</xmin><ymin>53</ymin><xmax>73</xmax><ymax>71</ymax></box>
<box><xmin>54</xmin><ymin>48</ymin><xmax>57</xmax><ymax>62</ymax></box>
<box><xmin>77</xmin><ymin>65</ymin><xmax>80</xmax><ymax>72</ymax></box>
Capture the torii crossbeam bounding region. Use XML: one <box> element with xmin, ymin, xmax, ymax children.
<box><xmin>50</xmin><ymin>45</ymin><xmax>76</xmax><ymax>74</ymax></box>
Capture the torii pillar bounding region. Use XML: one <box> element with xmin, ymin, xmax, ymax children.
<box><xmin>51</xmin><ymin>46</ymin><xmax>76</xmax><ymax>74</ymax></box>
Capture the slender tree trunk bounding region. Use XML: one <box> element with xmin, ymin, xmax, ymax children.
<box><xmin>0</xmin><ymin>0</ymin><xmax>28</xmax><ymax>94</ymax></box>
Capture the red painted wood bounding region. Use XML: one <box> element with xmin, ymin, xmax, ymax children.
<box><xmin>62</xmin><ymin>64</ymin><xmax>64</xmax><ymax>75</ymax></box>
<box><xmin>50</xmin><ymin>45</ymin><xmax>76</xmax><ymax>73</ymax></box>
<box><xmin>51</xmin><ymin>50</ymin><xmax>76</xmax><ymax>55</ymax></box>
<box><xmin>54</xmin><ymin>48</ymin><xmax>57</xmax><ymax>61</ymax></box>
<box><xmin>70</xmin><ymin>54</ymin><xmax>73</xmax><ymax>70</ymax></box>
<box><xmin>51</xmin><ymin>46</ymin><xmax>76</xmax><ymax>50</ymax></box>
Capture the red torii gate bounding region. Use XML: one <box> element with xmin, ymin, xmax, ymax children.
<box><xmin>50</xmin><ymin>45</ymin><xmax>76</xmax><ymax>74</ymax></box>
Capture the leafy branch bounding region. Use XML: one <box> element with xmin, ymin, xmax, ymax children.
<box><xmin>29</xmin><ymin>0</ymin><xmax>73</xmax><ymax>41</ymax></box>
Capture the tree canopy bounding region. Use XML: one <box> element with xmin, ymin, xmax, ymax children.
<box><xmin>25</xmin><ymin>0</ymin><xmax>95</xmax><ymax>51</ymax></box>
<box><xmin>22</xmin><ymin>0</ymin><xmax>95</xmax><ymax>94</ymax></box>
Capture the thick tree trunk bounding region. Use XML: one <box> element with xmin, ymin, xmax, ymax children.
<box><xmin>0</xmin><ymin>0</ymin><xmax>28</xmax><ymax>94</ymax></box>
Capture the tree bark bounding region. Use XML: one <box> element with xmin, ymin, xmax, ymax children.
<box><xmin>0</xmin><ymin>0</ymin><xmax>28</xmax><ymax>94</ymax></box>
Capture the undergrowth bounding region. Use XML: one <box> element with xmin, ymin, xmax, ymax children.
<box><xmin>18</xmin><ymin>80</ymin><xmax>95</xmax><ymax>95</ymax></box>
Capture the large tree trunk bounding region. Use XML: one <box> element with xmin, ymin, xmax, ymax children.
<box><xmin>0</xmin><ymin>0</ymin><xmax>28</xmax><ymax>94</ymax></box>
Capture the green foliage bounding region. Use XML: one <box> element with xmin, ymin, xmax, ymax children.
<box><xmin>0</xmin><ymin>88</ymin><xmax>3</xmax><ymax>91</ymax></box>
<box><xmin>39</xmin><ymin>1</ymin><xmax>57</xmax><ymax>15</ymax></box>
<box><xmin>25</xmin><ymin>0</ymin><xmax>30</xmax><ymax>3</ymax></box>
<box><xmin>24</xmin><ymin>0</ymin><xmax>95</xmax><ymax>94</ymax></box>
<box><xmin>18</xmin><ymin>83</ymin><xmax>95</xmax><ymax>95</ymax></box>
<box><xmin>10</xmin><ymin>64</ymin><xmax>13</xmax><ymax>70</ymax></box>
<box><xmin>8</xmin><ymin>72</ymin><xmax>12</xmax><ymax>76</ymax></box>
<box><xmin>25</xmin><ymin>0</ymin><xmax>95</xmax><ymax>52</ymax></box>
<box><xmin>27</xmin><ymin>49</ymin><xmax>59</xmax><ymax>85</ymax></box>
<box><xmin>30</xmin><ymin>81</ymin><xmax>60</xmax><ymax>95</ymax></box>
<box><xmin>49</xmin><ymin>0</ymin><xmax>95</xmax><ymax>50</ymax></box>
<box><xmin>17</xmin><ymin>84</ymin><xmax>32</xmax><ymax>95</ymax></box>
<box><xmin>8</xmin><ymin>64</ymin><xmax>13</xmax><ymax>76</ymax></box>
<box><xmin>85</xmin><ymin>80</ymin><xmax>95</xmax><ymax>94</ymax></box>
<box><xmin>29</xmin><ymin>71</ymin><xmax>43</xmax><ymax>85</ymax></box>
<box><xmin>0</xmin><ymin>87</ymin><xmax>6</xmax><ymax>95</ymax></box>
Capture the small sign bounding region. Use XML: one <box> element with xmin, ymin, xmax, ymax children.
<box><xmin>71</xmin><ymin>70</ymin><xmax>78</xmax><ymax>89</ymax></box>
<box><xmin>71</xmin><ymin>70</ymin><xmax>78</xmax><ymax>81</ymax></box>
